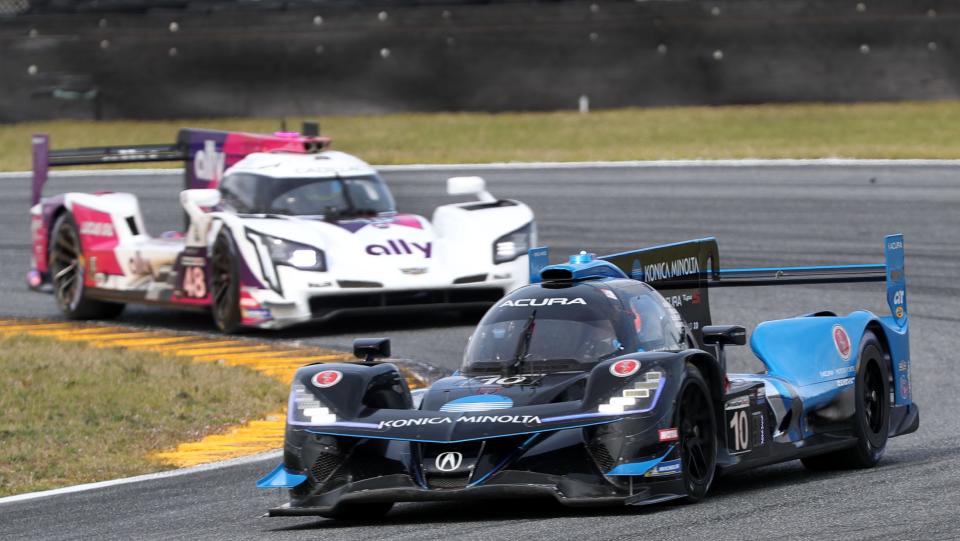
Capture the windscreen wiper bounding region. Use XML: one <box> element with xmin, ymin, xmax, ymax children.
<box><xmin>504</xmin><ymin>309</ymin><xmax>537</xmax><ymax>377</ymax></box>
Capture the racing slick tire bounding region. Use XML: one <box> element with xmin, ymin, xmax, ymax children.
<box><xmin>325</xmin><ymin>501</ymin><xmax>394</xmax><ymax>522</ymax></box>
<box><xmin>677</xmin><ymin>364</ymin><xmax>718</xmax><ymax>502</ymax></box>
<box><xmin>801</xmin><ymin>331</ymin><xmax>890</xmax><ymax>470</ymax></box>
<box><xmin>48</xmin><ymin>212</ymin><xmax>125</xmax><ymax>320</ymax></box>
<box><xmin>211</xmin><ymin>230</ymin><xmax>242</xmax><ymax>334</ymax></box>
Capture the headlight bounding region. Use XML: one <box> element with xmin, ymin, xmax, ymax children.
<box><xmin>254</xmin><ymin>232</ymin><xmax>326</xmax><ymax>271</ymax></box>
<box><xmin>288</xmin><ymin>383</ymin><xmax>337</xmax><ymax>425</ymax></box>
<box><xmin>493</xmin><ymin>222</ymin><xmax>536</xmax><ymax>264</ymax></box>
<box><xmin>598</xmin><ymin>369</ymin><xmax>664</xmax><ymax>414</ymax></box>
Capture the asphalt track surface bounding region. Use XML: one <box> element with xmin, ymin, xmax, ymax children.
<box><xmin>1</xmin><ymin>163</ymin><xmax>959</xmax><ymax>540</ymax></box>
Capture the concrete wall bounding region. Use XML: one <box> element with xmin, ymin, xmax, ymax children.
<box><xmin>1</xmin><ymin>0</ymin><xmax>957</xmax><ymax>121</ymax></box>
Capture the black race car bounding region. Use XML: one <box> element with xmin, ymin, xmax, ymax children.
<box><xmin>257</xmin><ymin>235</ymin><xmax>918</xmax><ymax>519</ymax></box>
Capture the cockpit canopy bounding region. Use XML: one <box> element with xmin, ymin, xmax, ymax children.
<box><xmin>218</xmin><ymin>173</ymin><xmax>396</xmax><ymax>217</ymax></box>
<box><xmin>461</xmin><ymin>279</ymin><xmax>690</xmax><ymax>375</ymax></box>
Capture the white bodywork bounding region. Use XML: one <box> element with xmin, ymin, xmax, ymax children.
<box><xmin>30</xmin><ymin>150</ymin><xmax>535</xmax><ymax>329</ymax></box>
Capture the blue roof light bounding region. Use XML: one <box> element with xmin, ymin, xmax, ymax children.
<box><xmin>540</xmin><ymin>252</ymin><xmax>628</xmax><ymax>282</ymax></box>
<box><xmin>569</xmin><ymin>251</ymin><xmax>596</xmax><ymax>265</ymax></box>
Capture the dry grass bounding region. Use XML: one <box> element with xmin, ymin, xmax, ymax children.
<box><xmin>0</xmin><ymin>333</ymin><xmax>287</xmax><ymax>497</ymax></box>
<box><xmin>2</xmin><ymin>100</ymin><xmax>960</xmax><ymax>171</ymax></box>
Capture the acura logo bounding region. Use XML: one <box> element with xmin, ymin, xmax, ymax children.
<box><xmin>435</xmin><ymin>451</ymin><xmax>463</xmax><ymax>472</ymax></box>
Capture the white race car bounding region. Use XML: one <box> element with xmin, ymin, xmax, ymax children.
<box><xmin>28</xmin><ymin>127</ymin><xmax>535</xmax><ymax>332</ymax></box>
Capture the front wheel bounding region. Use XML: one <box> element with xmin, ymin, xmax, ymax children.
<box><xmin>802</xmin><ymin>331</ymin><xmax>890</xmax><ymax>470</ymax></box>
<box><xmin>48</xmin><ymin>212</ymin><xmax>124</xmax><ymax>320</ymax></box>
<box><xmin>210</xmin><ymin>231</ymin><xmax>242</xmax><ymax>333</ymax></box>
<box><xmin>677</xmin><ymin>364</ymin><xmax>718</xmax><ymax>502</ymax></box>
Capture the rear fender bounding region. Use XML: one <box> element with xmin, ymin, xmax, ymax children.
<box><xmin>751</xmin><ymin>311</ymin><xmax>878</xmax><ymax>388</ymax></box>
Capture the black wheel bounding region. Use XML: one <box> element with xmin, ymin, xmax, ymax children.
<box><xmin>676</xmin><ymin>364</ymin><xmax>717</xmax><ymax>502</ymax></box>
<box><xmin>802</xmin><ymin>331</ymin><xmax>890</xmax><ymax>470</ymax></box>
<box><xmin>48</xmin><ymin>212</ymin><xmax>124</xmax><ymax>320</ymax></box>
<box><xmin>324</xmin><ymin>501</ymin><xmax>394</xmax><ymax>522</ymax></box>
<box><xmin>211</xmin><ymin>230</ymin><xmax>242</xmax><ymax>333</ymax></box>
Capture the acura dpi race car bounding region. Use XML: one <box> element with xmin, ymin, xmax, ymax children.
<box><xmin>27</xmin><ymin>127</ymin><xmax>535</xmax><ymax>332</ymax></box>
<box><xmin>258</xmin><ymin>234</ymin><xmax>918</xmax><ymax>518</ymax></box>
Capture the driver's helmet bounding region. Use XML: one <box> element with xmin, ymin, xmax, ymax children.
<box><xmin>574</xmin><ymin>321</ymin><xmax>621</xmax><ymax>360</ymax></box>
<box><xmin>629</xmin><ymin>294</ymin><xmax>667</xmax><ymax>351</ymax></box>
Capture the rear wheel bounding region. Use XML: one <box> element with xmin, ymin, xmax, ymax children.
<box><xmin>210</xmin><ymin>231</ymin><xmax>241</xmax><ymax>333</ymax></box>
<box><xmin>48</xmin><ymin>212</ymin><xmax>124</xmax><ymax>320</ymax></box>
<box><xmin>802</xmin><ymin>331</ymin><xmax>890</xmax><ymax>470</ymax></box>
<box><xmin>677</xmin><ymin>364</ymin><xmax>717</xmax><ymax>502</ymax></box>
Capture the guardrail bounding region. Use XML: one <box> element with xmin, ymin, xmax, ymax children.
<box><xmin>1</xmin><ymin>0</ymin><xmax>957</xmax><ymax>121</ymax></box>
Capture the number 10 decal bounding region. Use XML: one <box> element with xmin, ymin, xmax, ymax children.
<box><xmin>729</xmin><ymin>409</ymin><xmax>749</xmax><ymax>451</ymax></box>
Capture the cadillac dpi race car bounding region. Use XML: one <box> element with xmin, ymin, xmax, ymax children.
<box><xmin>257</xmin><ymin>234</ymin><xmax>918</xmax><ymax>518</ymax></box>
<box><xmin>27</xmin><ymin>127</ymin><xmax>534</xmax><ymax>332</ymax></box>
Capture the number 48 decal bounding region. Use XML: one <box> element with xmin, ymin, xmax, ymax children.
<box><xmin>182</xmin><ymin>266</ymin><xmax>207</xmax><ymax>298</ymax></box>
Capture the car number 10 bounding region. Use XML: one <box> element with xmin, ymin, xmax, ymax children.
<box><xmin>729</xmin><ymin>409</ymin><xmax>749</xmax><ymax>451</ymax></box>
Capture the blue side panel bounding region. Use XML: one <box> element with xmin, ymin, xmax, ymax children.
<box><xmin>256</xmin><ymin>464</ymin><xmax>307</xmax><ymax>489</ymax></box>
<box><xmin>528</xmin><ymin>246</ymin><xmax>549</xmax><ymax>284</ymax></box>
<box><xmin>750</xmin><ymin>311</ymin><xmax>873</xmax><ymax>387</ymax></box>
<box><xmin>606</xmin><ymin>446</ymin><xmax>675</xmax><ymax>476</ymax></box>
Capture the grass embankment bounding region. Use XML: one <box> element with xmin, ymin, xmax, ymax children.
<box><xmin>0</xmin><ymin>333</ymin><xmax>287</xmax><ymax>497</ymax></box>
<box><xmin>2</xmin><ymin>100</ymin><xmax>960</xmax><ymax>171</ymax></box>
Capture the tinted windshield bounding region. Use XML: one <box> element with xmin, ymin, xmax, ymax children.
<box><xmin>462</xmin><ymin>283</ymin><xmax>632</xmax><ymax>375</ymax></box>
<box><xmin>219</xmin><ymin>173</ymin><xmax>395</xmax><ymax>217</ymax></box>
<box><xmin>461</xmin><ymin>280</ymin><xmax>688</xmax><ymax>375</ymax></box>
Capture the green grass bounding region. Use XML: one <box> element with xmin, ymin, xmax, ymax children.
<box><xmin>2</xmin><ymin>100</ymin><xmax>960</xmax><ymax>171</ymax></box>
<box><xmin>0</xmin><ymin>334</ymin><xmax>287</xmax><ymax>497</ymax></box>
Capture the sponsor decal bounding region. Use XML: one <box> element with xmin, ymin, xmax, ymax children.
<box><xmin>79</xmin><ymin>221</ymin><xmax>115</xmax><ymax>237</ymax></box>
<box><xmin>630</xmin><ymin>259</ymin><xmax>644</xmax><ymax>280</ymax></box>
<box><xmin>725</xmin><ymin>396</ymin><xmax>750</xmax><ymax>410</ymax></box>
<box><xmin>887</xmin><ymin>239</ymin><xmax>903</xmax><ymax>251</ymax></box>
<box><xmin>377</xmin><ymin>414</ymin><xmax>542</xmax><ymax>430</ymax></box>
<box><xmin>440</xmin><ymin>394</ymin><xmax>514</xmax><ymax>413</ymax></box>
<box><xmin>365</xmin><ymin>239</ymin><xmax>432</xmax><ymax>258</ymax></box>
<box><xmin>311</xmin><ymin>370</ymin><xmax>343</xmax><ymax>388</ymax></box>
<box><xmin>499</xmin><ymin>297</ymin><xmax>587</xmax><ymax>307</ymax></box>
<box><xmin>646</xmin><ymin>459</ymin><xmax>681</xmax><ymax>477</ymax></box>
<box><xmin>435</xmin><ymin>452</ymin><xmax>463</xmax><ymax>472</ymax></box>
<box><xmin>400</xmin><ymin>267</ymin><xmax>428</xmax><ymax>275</ymax></box>
<box><xmin>836</xmin><ymin>377</ymin><xmax>855</xmax><ymax>387</ymax></box>
<box><xmin>898</xmin><ymin>360</ymin><xmax>908</xmax><ymax>372</ymax></box>
<box><xmin>193</xmin><ymin>139</ymin><xmax>225</xmax><ymax>183</ymax></box>
<box><xmin>832</xmin><ymin>325</ymin><xmax>852</xmax><ymax>360</ymax></box>
<box><xmin>610</xmin><ymin>359</ymin><xmax>641</xmax><ymax>378</ymax></box>
<box><xmin>658</xmin><ymin>428</ymin><xmax>679</xmax><ymax>442</ymax></box>
<box><xmin>643</xmin><ymin>257</ymin><xmax>700</xmax><ymax>282</ymax></box>
<box><xmin>900</xmin><ymin>377</ymin><xmax>910</xmax><ymax>399</ymax></box>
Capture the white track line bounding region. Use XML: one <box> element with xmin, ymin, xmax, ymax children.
<box><xmin>3</xmin><ymin>157</ymin><xmax>960</xmax><ymax>180</ymax></box>
<box><xmin>0</xmin><ymin>450</ymin><xmax>281</xmax><ymax>506</ymax></box>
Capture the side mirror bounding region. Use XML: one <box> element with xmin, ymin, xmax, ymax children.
<box><xmin>180</xmin><ymin>188</ymin><xmax>221</xmax><ymax>209</ymax></box>
<box><xmin>702</xmin><ymin>325</ymin><xmax>747</xmax><ymax>346</ymax></box>
<box><xmin>353</xmin><ymin>337</ymin><xmax>391</xmax><ymax>363</ymax></box>
<box><xmin>447</xmin><ymin>176</ymin><xmax>495</xmax><ymax>202</ymax></box>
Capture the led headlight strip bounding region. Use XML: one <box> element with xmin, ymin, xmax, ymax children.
<box><xmin>598</xmin><ymin>370</ymin><xmax>664</xmax><ymax>415</ymax></box>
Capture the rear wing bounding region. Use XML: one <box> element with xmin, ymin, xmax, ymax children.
<box><xmin>30</xmin><ymin>125</ymin><xmax>331</xmax><ymax>206</ymax></box>
<box><xmin>530</xmin><ymin>234</ymin><xmax>907</xmax><ymax>344</ymax></box>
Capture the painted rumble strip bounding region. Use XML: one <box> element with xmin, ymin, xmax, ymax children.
<box><xmin>0</xmin><ymin>319</ymin><xmax>427</xmax><ymax>469</ymax></box>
